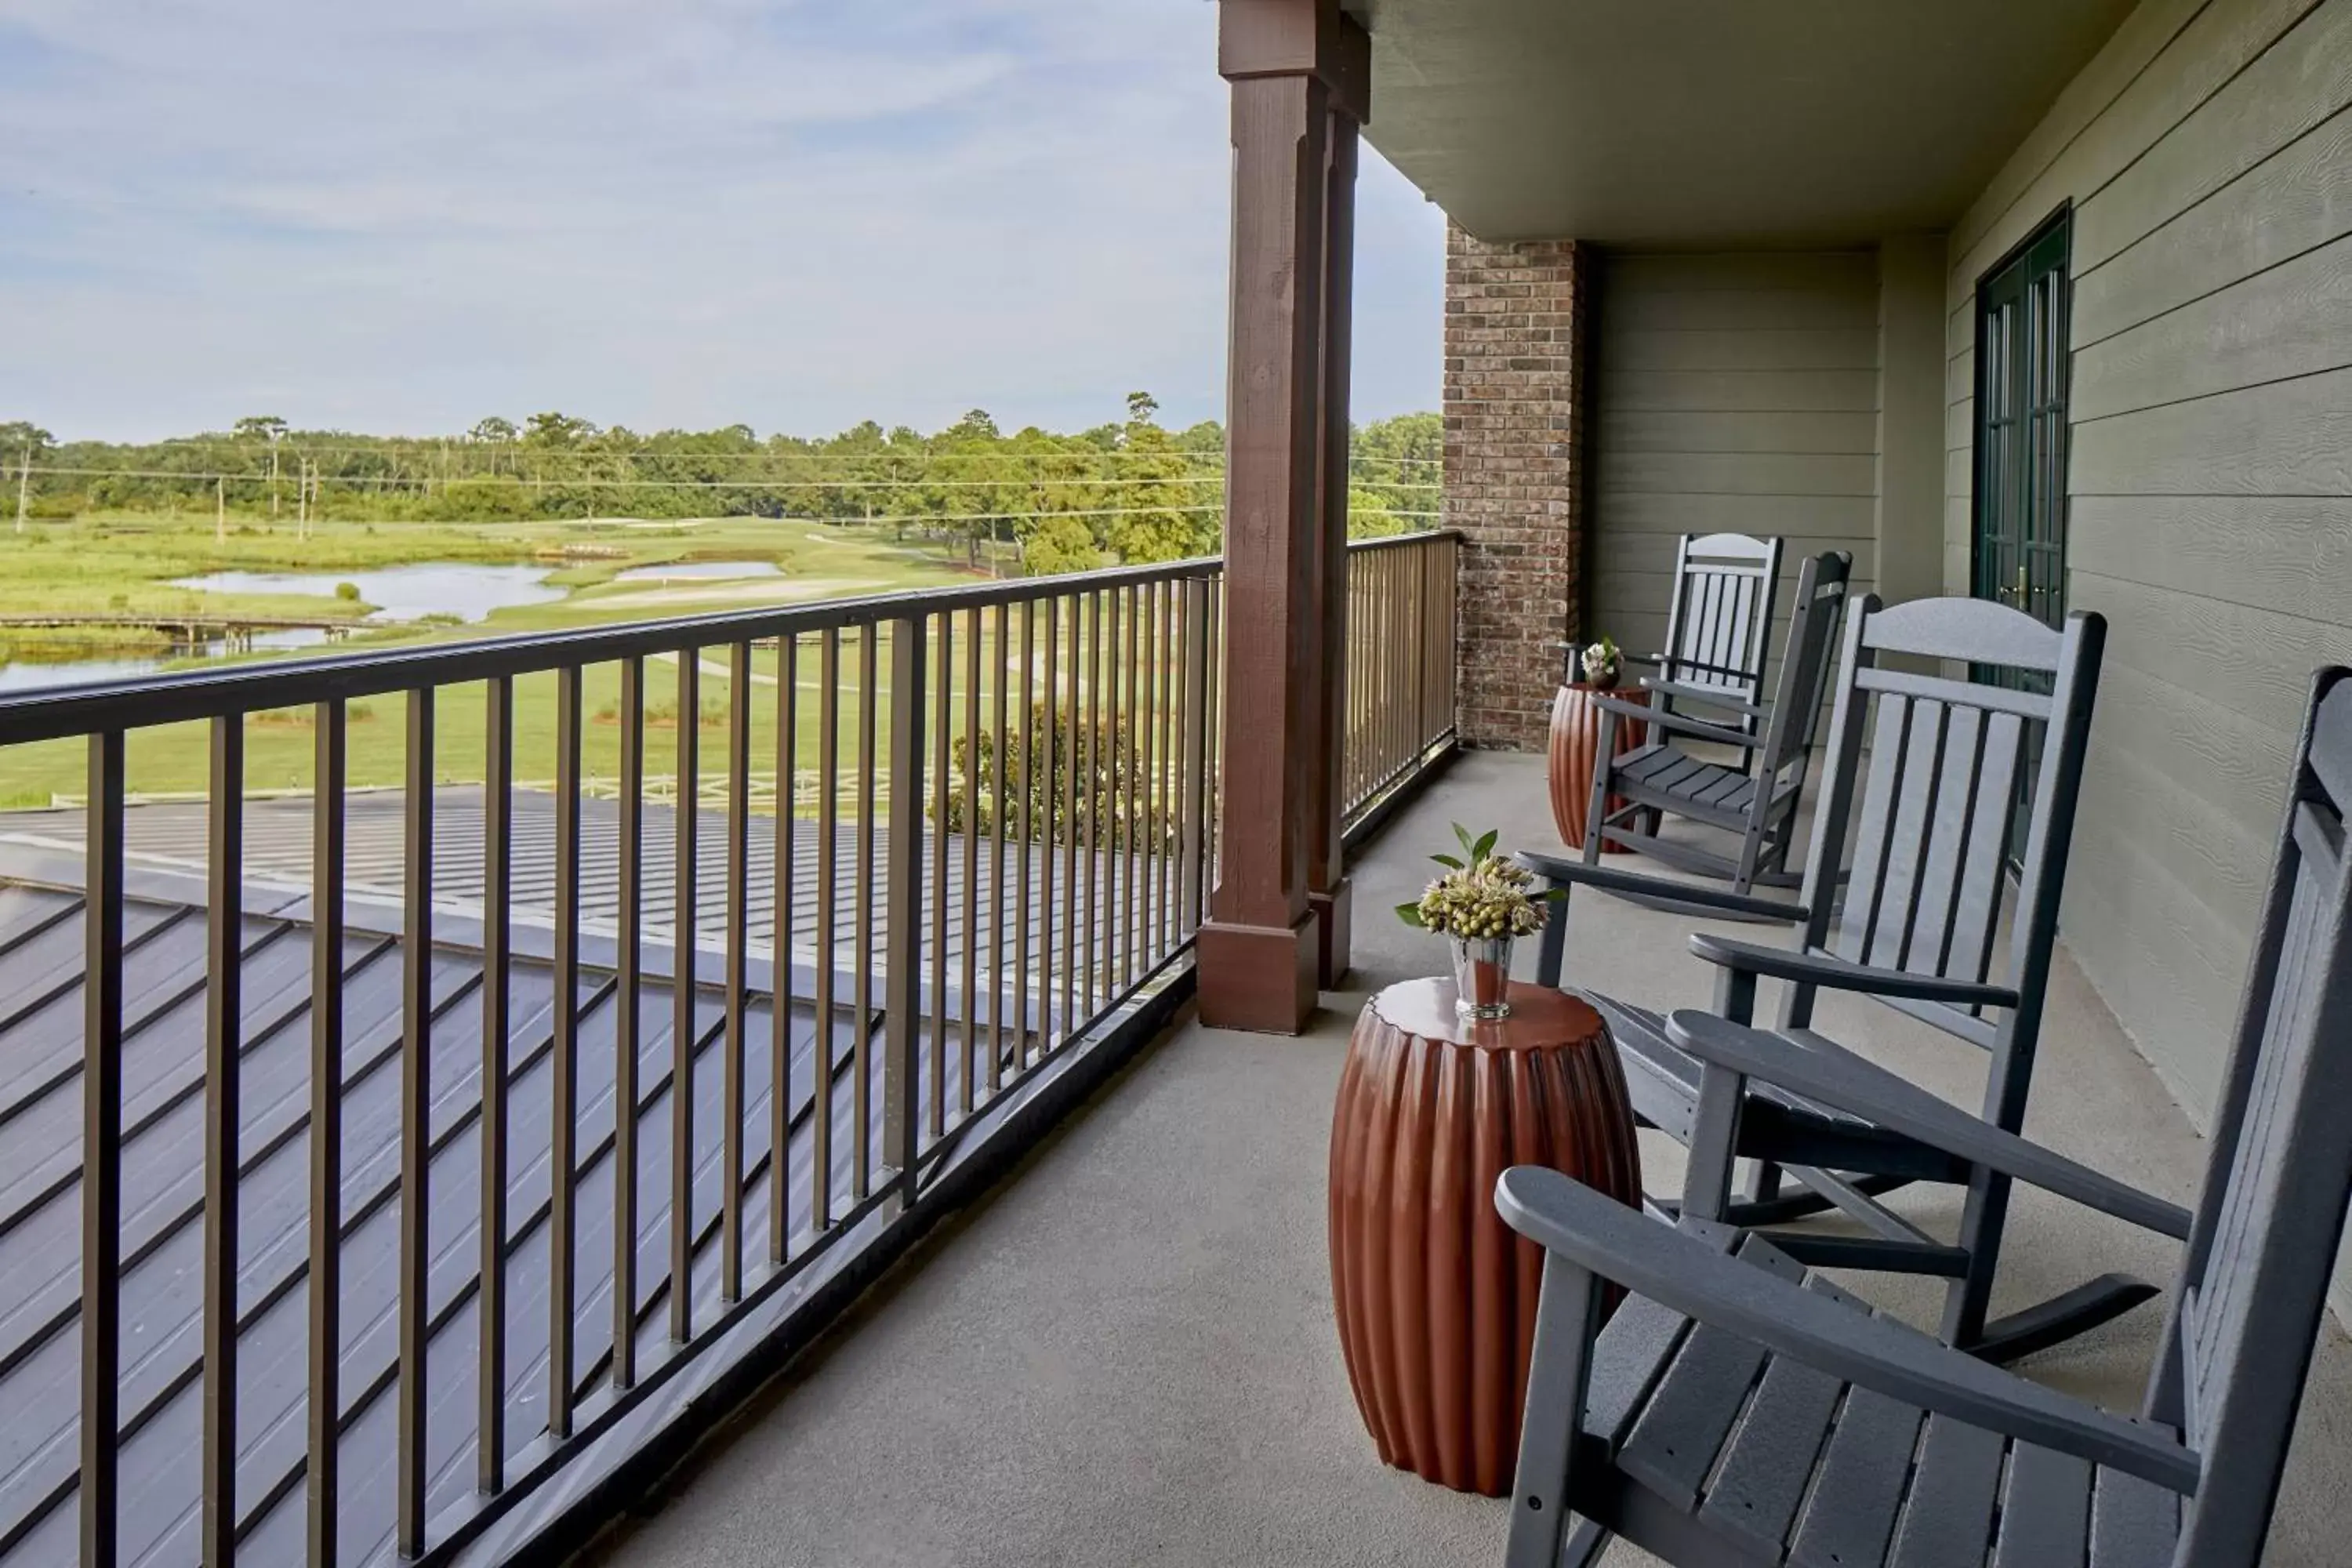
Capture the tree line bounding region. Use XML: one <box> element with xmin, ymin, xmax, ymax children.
<box><xmin>1</xmin><ymin>397</ymin><xmax>1440</xmax><ymax>569</ymax></box>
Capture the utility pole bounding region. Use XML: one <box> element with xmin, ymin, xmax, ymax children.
<box><xmin>269</xmin><ymin>429</ymin><xmax>282</xmax><ymax>517</ymax></box>
<box><xmin>297</xmin><ymin>461</ymin><xmax>310</xmax><ymax>540</ymax></box>
<box><xmin>14</xmin><ymin>445</ymin><xmax>29</xmax><ymax>535</ymax></box>
<box><xmin>216</xmin><ymin>477</ymin><xmax>227</xmax><ymax>544</ymax></box>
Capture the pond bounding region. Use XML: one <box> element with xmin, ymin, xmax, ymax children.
<box><xmin>0</xmin><ymin>627</ymin><xmax>331</xmax><ymax>695</ymax></box>
<box><xmin>168</xmin><ymin>561</ymin><xmax>567</xmax><ymax>622</ymax></box>
<box><xmin>0</xmin><ymin>562</ymin><xmax>568</xmax><ymax>695</ymax></box>
<box><xmin>610</xmin><ymin>560</ymin><xmax>781</xmax><ymax>583</ymax></box>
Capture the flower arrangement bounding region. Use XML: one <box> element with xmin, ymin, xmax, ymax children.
<box><xmin>1396</xmin><ymin>824</ymin><xmax>1563</xmax><ymax>1019</ymax></box>
<box><xmin>1396</xmin><ymin>823</ymin><xmax>1552</xmax><ymax>939</ymax></box>
<box><xmin>1579</xmin><ymin>635</ymin><xmax>1622</xmax><ymax>690</ymax></box>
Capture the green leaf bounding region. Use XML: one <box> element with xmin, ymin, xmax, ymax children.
<box><xmin>1430</xmin><ymin>853</ymin><xmax>1465</xmax><ymax>869</ymax></box>
<box><xmin>1394</xmin><ymin>902</ymin><xmax>1427</xmax><ymax>927</ymax></box>
<box><xmin>1544</xmin><ymin>886</ymin><xmax>1570</xmax><ymax>902</ymax></box>
<box><xmin>1473</xmin><ymin>829</ymin><xmax>1499</xmax><ymax>862</ymax></box>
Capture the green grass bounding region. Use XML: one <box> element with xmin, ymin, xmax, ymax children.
<box><xmin>0</xmin><ymin>511</ymin><xmax>1193</xmax><ymax>808</ymax></box>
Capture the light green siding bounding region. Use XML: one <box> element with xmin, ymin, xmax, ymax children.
<box><xmin>1942</xmin><ymin>0</ymin><xmax>2352</xmax><ymax>1312</ymax></box>
<box><xmin>1588</xmin><ymin>252</ymin><xmax>1882</xmax><ymax>671</ymax></box>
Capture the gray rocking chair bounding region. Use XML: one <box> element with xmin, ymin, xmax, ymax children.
<box><xmin>1497</xmin><ymin>666</ymin><xmax>2352</xmax><ymax>1568</ymax></box>
<box><xmin>1631</xmin><ymin>532</ymin><xmax>1788</xmax><ymax>762</ymax></box>
<box><xmin>1580</xmin><ymin>550</ymin><xmax>1849</xmax><ymax>896</ymax></box>
<box><xmin>1529</xmin><ymin>596</ymin><xmax>2140</xmax><ymax>1362</ymax></box>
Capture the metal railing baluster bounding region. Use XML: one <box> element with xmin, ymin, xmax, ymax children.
<box><xmin>614</xmin><ymin>658</ymin><xmax>644</xmax><ymax>1390</ymax></box>
<box><xmin>397</xmin><ymin>688</ymin><xmax>434</xmax><ymax>1559</ymax></box>
<box><xmin>671</xmin><ymin>650</ymin><xmax>699</xmax><ymax>1343</ymax></box>
<box><xmin>308</xmin><ymin>702</ymin><xmax>344</xmax><ymax>1568</ymax></box>
<box><xmin>722</xmin><ymin>643</ymin><xmax>752</xmax><ymax>1304</ymax></box>
<box><xmin>1014</xmin><ymin>600</ymin><xmax>1036</xmax><ymax>1076</ymax></box>
<box><xmin>82</xmin><ymin>729</ymin><xmax>125</xmax><ymax>1568</ymax></box>
<box><xmin>929</xmin><ymin>613</ymin><xmax>950</xmax><ymax>1141</ymax></box>
<box><xmin>988</xmin><ymin>599</ymin><xmax>1009</xmax><ymax>1096</ymax></box>
<box><xmin>960</xmin><ymin>606</ymin><xmax>980</xmax><ymax>1112</ymax></box>
<box><xmin>202</xmin><ymin>715</ymin><xmax>242</xmax><ymax>1566</ymax></box>
<box><xmin>480</xmin><ymin>677</ymin><xmax>513</xmax><ymax>1487</ymax></box>
<box><xmin>882</xmin><ymin>615</ymin><xmax>924</xmax><ymax>1205</ymax></box>
<box><xmin>813</xmin><ymin>628</ymin><xmax>839</xmax><ymax>1232</ymax></box>
<box><xmin>550</xmin><ymin>666</ymin><xmax>583</xmax><ymax>1433</ymax></box>
<box><xmin>1058</xmin><ymin>599</ymin><xmax>1080</xmax><ymax>1048</ymax></box>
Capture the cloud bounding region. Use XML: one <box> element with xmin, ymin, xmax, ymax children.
<box><xmin>0</xmin><ymin>0</ymin><xmax>1442</xmax><ymax>441</ymax></box>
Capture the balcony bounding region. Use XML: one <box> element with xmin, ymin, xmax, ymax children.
<box><xmin>0</xmin><ymin>536</ymin><xmax>1459</xmax><ymax>1567</ymax></box>
<box><xmin>579</xmin><ymin>749</ymin><xmax>2352</xmax><ymax>1568</ymax></box>
<box><xmin>8</xmin><ymin>523</ymin><xmax>2352</xmax><ymax>1568</ymax></box>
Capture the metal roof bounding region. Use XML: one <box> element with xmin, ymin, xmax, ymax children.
<box><xmin>0</xmin><ymin>792</ymin><xmax>1113</xmax><ymax>1566</ymax></box>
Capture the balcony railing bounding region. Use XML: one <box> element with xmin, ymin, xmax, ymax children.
<box><xmin>0</xmin><ymin>531</ymin><xmax>1457</xmax><ymax>1567</ymax></box>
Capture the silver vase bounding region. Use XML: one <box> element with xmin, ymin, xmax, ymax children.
<box><xmin>1450</xmin><ymin>935</ymin><xmax>1514</xmax><ymax>1021</ymax></box>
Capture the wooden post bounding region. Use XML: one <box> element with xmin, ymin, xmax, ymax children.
<box><xmin>1199</xmin><ymin>0</ymin><xmax>1366</xmax><ymax>1033</ymax></box>
<box><xmin>1308</xmin><ymin>34</ymin><xmax>1367</xmax><ymax>988</ymax></box>
<box><xmin>216</xmin><ymin>477</ymin><xmax>226</xmax><ymax>544</ymax></box>
<box><xmin>14</xmin><ymin>445</ymin><xmax>29</xmax><ymax>535</ymax></box>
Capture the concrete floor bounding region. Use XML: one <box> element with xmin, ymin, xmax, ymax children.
<box><xmin>587</xmin><ymin>751</ymin><xmax>2352</xmax><ymax>1567</ymax></box>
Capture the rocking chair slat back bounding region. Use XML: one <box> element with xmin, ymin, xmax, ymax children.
<box><xmin>1795</xmin><ymin>598</ymin><xmax>2101</xmax><ymax>1062</ymax></box>
<box><xmin>2146</xmin><ymin>670</ymin><xmax>2352</xmax><ymax>1565</ymax></box>
<box><xmin>1757</xmin><ymin>561</ymin><xmax>1851</xmax><ymax>782</ymax></box>
<box><xmin>1659</xmin><ymin>532</ymin><xmax>1784</xmax><ymax>710</ymax></box>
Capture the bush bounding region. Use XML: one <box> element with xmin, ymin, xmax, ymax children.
<box><xmin>934</xmin><ymin>701</ymin><xmax>1176</xmax><ymax>850</ymax></box>
<box><xmin>334</xmin><ymin>581</ymin><xmax>361</xmax><ymax>601</ymax></box>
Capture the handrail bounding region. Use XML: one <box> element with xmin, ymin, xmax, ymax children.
<box><xmin>1344</xmin><ymin>527</ymin><xmax>1461</xmax><ymax>556</ymax></box>
<box><xmin>0</xmin><ymin>554</ymin><xmax>1223</xmax><ymax>745</ymax></box>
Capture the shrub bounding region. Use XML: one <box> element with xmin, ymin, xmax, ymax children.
<box><xmin>933</xmin><ymin>702</ymin><xmax>1176</xmax><ymax>850</ymax></box>
<box><xmin>333</xmin><ymin>581</ymin><xmax>361</xmax><ymax>601</ymax></box>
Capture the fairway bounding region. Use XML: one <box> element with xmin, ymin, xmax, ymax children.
<box><xmin>0</xmin><ymin>511</ymin><xmax>1039</xmax><ymax>804</ymax></box>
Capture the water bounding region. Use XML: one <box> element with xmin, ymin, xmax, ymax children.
<box><xmin>0</xmin><ymin>628</ymin><xmax>329</xmax><ymax>694</ymax></box>
<box><xmin>0</xmin><ymin>562</ymin><xmax>567</xmax><ymax>695</ymax></box>
<box><xmin>168</xmin><ymin>562</ymin><xmax>565</xmax><ymax>622</ymax></box>
<box><xmin>611</xmin><ymin>560</ymin><xmax>781</xmax><ymax>583</ymax></box>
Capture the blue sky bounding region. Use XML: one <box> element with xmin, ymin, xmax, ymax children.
<box><xmin>0</xmin><ymin>0</ymin><xmax>1444</xmax><ymax>442</ymax></box>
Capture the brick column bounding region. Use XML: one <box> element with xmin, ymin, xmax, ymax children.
<box><xmin>1443</xmin><ymin>226</ymin><xmax>1588</xmax><ymax>752</ymax></box>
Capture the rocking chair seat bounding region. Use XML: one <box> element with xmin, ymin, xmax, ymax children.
<box><xmin>1564</xmin><ymin>1221</ymin><xmax>2182</xmax><ymax>1568</ymax></box>
<box><xmin>1612</xmin><ymin>745</ymin><xmax>1762</xmax><ymax>825</ymax></box>
<box><xmin>1584</xmin><ymin>993</ymin><xmax>1965</xmax><ymax>1185</ymax></box>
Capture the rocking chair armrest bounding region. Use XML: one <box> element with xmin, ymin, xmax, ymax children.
<box><xmin>1639</xmin><ymin>676</ymin><xmax>1767</xmax><ymax>720</ymax></box>
<box><xmin>1688</xmin><ymin>935</ymin><xmax>2020</xmax><ymax>1010</ymax></box>
<box><xmin>1595</xmin><ymin>699</ymin><xmax>1755</xmax><ymax>752</ymax></box>
<box><xmin>1515</xmin><ymin>851</ymin><xmax>1809</xmax><ymax>924</ymax></box>
<box><xmin>1494</xmin><ymin>1166</ymin><xmax>2202</xmax><ymax>1495</ymax></box>
<box><xmin>1664</xmin><ymin>1011</ymin><xmax>2194</xmax><ymax>1242</ymax></box>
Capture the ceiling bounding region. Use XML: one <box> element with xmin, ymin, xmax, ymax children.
<box><xmin>1345</xmin><ymin>0</ymin><xmax>2142</xmax><ymax>246</ymax></box>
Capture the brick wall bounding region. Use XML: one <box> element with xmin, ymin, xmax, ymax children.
<box><xmin>1443</xmin><ymin>226</ymin><xmax>1586</xmax><ymax>751</ymax></box>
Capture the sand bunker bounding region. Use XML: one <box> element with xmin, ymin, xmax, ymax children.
<box><xmin>587</xmin><ymin>577</ymin><xmax>868</xmax><ymax>610</ymax></box>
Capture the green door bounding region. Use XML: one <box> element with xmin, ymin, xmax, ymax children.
<box><xmin>1972</xmin><ymin>210</ymin><xmax>2071</xmax><ymax>862</ymax></box>
<box><xmin>1973</xmin><ymin>211</ymin><xmax>2071</xmax><ymax>633</ymax></box>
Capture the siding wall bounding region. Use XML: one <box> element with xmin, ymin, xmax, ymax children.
<box><xmin>1939</xmin><ymin>0</ymin><xmax>2352</xmax><ymax>1310</ymax></box>
<box><xmin>1588</xmin><ymin>252</ymin><xmax>1882</xmax><ymax>677</ymax></box>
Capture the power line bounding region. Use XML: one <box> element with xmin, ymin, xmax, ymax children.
<box><xmin>24</xmin><ymin>465</ymin><xmax>1442</xmax><ymax>493</ymax></box>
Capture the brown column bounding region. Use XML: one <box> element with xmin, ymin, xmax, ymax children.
<box><xmin>1200</xmin><ymin>0</ymin><xmax>1363</xmax><ymax>1034</ymax></box>
<box><xmin>1308</xmin><ymin>33</ymin><xmax>1367</xmax><ymax>990</ymax></box>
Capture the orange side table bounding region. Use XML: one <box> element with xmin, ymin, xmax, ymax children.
<box><xmin>1547</xmin><ymin>682</ymin><xmax>1650</xmax><ymax>851</ymax></box>
<box><xmin>1327</xmin><ymin>978</ymin><xmax>1641</xmax><ymax>1497</ymax></box>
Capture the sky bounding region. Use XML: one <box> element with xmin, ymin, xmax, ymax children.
<box><xmin>0</xmin><ymin>0</ymin><xmax>1446</xmax><ymax>444</ymax></box>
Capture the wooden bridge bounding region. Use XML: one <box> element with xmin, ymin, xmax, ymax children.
<box><xmin>0</xmin><ymin>612</ymin><xmax>359</xmax><ymax>649</ymax></box>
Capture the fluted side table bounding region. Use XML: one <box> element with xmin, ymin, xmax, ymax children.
<box><xmin>1547</xmin><ymin>682</ymin><xmax>1650</xmax><ymax>851</ymax></box>
<box><xmin>1327</xmin><ymin>978</ymin><xmax>1640</xmax><ymax>1496</ymax></box>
